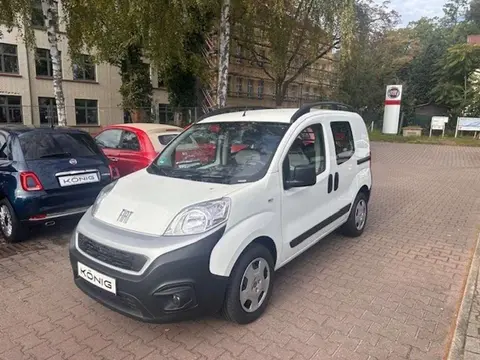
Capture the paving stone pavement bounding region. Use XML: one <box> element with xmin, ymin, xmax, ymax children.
<box><xmin>463</xmin><ymin>259</ymin><xmax>480</xmax><ymax>360</ymax></box>
<box><xmin>1</xmin><ymin>142</ymin><xmax>480</xmax><ymax>360</ymax></box>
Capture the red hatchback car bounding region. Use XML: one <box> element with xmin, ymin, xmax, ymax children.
<box><xmin>94</xmin><ymin>123</ymin><xmax>185</xmax><ymax>177</ymax></box>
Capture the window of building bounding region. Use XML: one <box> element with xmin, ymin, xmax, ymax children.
<box><xmin>31</xmin><ymin>0</ymin><xmax>44</xmax><ymax>27</ymax></box>
<box><xmin>236</xmin><ymin>44</ymin><xmax>243</xmax><ymax>64</ymax></box>
<box><xmin>258</xmin><ymin>49</ymin><xmax>266</xmax><ymax>67</ymax></box>
<box><xmin>158</xmin><ymin>104</ymin><xmax>174</xmax><ymax>124</ymax></box>
<box><xmin>38</xmin><ymin>97</ymin><xmax>58</xmax><ymax>125</ymax></box>
<box><xmin>247</xmin><ymin>79</ymin><xmax>254</xmax><ymax>98</ymax></box>
<box><xmin>75</xmin><ymin>99</ymin><xmax>98</xmax><ymax>125</ymax></box>
<box><xmin>72</xmin><ymin>54</ymin><xmax>96</xmax><ymax>81</ymax></box>
<box><xmin>330</xmin><ymin>121</ymin><xmax>355</xmax><ymax>165</ymax></box>
<box><xmin>0</xmin><ymin>43</ymin><xmax>19</xmax><ymax>74</ymax></box>
<box><xmin>236</xmin><ymin>77</ymin><xmax>243</xmax><ymax>96</ymax></box>
<box><xmin>290</xmin><ymin>85</ymin><xmax>298</xmax><ymax>100</ymax></box>
<box><xmin>257</xmin><ymin>80</ymin><xmax>264</xmax><ymax>99</ymax></box>
<box><xmin>0</xmin><ymin>96</ymin><xmax>22</xmax><ymax>124</ymax></box>
<box><xmin>35</xmin><ymin>48</ymin><xmax>61</xmax><ymax>77</ymax></box>
<box><xmin>227</xmin><ymin>76</ymin><xmax>232</xmax><ymax>95</ymax></box>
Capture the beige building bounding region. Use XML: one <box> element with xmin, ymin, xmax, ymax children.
<box><xmin>0</xmin><ymin>2</ymin><xmax>336</xmax><ymax>130</ymax></box>
<box><xmin>0</xmin><ymin>1</ymin><xmax>169</xmax><ymax>133</ymax></box>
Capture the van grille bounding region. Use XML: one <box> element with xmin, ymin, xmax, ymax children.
<box><xmin>77</xmin><ymin>233</ymin><xmax>147</xmax><ymax>272</ymax></box>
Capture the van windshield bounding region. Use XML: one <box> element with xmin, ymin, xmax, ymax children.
<box><xmin>148</xmin><ymin>121</ymin><xmax>289</xmax><ymax>184</ymax></box>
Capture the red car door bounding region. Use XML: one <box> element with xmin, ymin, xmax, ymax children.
<box><xmin>115</xmin><ymin>130</ymin><xmax>152</xmax><ymax>176</ymax></box>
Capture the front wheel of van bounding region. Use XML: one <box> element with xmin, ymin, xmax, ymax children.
<box><xmin>222</xmin><ymin>243</ymin><xmax>275</xmax><ymax>324</ymax></box>
<box><xmin>341</xmin><ymin>192</ymin><xmax>368</xmax><ymax>237</ymax></box>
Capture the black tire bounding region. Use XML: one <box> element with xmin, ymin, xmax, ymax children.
<box><xmin>222</xmin><ymin>243</ymin><xmax>275</xmax><ymax>324</ymax></box>
<box><xmin>340</xmin><ymin>192</ymin><xmax>368</xmax><ymax>237</ymax></box>
<box><xmin>0</xmin><ymin>199</ymin><xmax>27</xmax><ymax>243</ymax></box>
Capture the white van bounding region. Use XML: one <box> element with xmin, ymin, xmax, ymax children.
<box><xmin>69</xmin><ymin>103</ymin><xmax>372</xmax><ymax>325</ymax></box>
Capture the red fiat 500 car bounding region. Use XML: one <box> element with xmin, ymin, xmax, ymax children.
<box><xmin>94</xmin><ymin>124</ymin><xmax>186</xmax><ymax>177</ymax></box>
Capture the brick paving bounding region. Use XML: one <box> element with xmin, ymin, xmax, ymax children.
<box><xmin>463</xmin><ymin>258</ymin><xmax>480</xmax><ymax>360</ymax></box>
<box><xmin>0</xmin><ymin>142</ymin><xmax>480</xmax><ymax>360</ymax></box>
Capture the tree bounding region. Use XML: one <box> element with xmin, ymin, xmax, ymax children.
<box><xmin>63</xmin><ymin>0</ymin><xmax>217</xmax><ymax>121</ymax></box>
<box><xmin>234</xmin><ymin>0</ymin><xmax>355</xmax><ymax>106</ymax></box>
<box><xmin>217</xmin><ymin>0</ymin><xmax>231</xmax><ymax>108</ymax></box>
<box><xmin>432</xmin><ymin>43</ymin><xmax>480</xmax><ymax>116</ymax></box>
<box><xmin>336</xmin><ymin>0</ymin><xmax>414</xmax><ymax>118</ymax></box>
<box><xmin>41</xmin><ymin>0</ymin><xmax>67</xmax><ymax>126</ymax></box>
<box><xmin>1</xmin><ymin>0</ymin><xmax>67</xmax><ymax>126</ymax></box>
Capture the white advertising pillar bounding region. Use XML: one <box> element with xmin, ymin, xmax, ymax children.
<box><xmin>382</xmin><ymin>85</ymin><xmax>403</xmax><ymax>134</ymax></box>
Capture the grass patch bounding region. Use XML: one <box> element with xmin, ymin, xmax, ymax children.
<box><xmin>369</xmin><ymin>131</ymin><xmax>480</xmax><ymax>147</ymax></box>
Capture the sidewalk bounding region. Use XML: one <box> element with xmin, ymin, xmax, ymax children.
<box><xmin>464</xmin><ymin>270</ymin><xmax>480</xmax><ymax>359</ymax></box>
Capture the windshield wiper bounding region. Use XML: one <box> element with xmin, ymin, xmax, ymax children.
<box><xmin>40</xmin><ymin>152</ymin><xmax>72</xmax><ymax>158</ymax></box>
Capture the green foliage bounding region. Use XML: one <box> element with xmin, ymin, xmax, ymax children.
<box><xmin>234</xmin><ymin>0</ymin><xmax>355</xmax><ymax>105</ymax></box>
<box><xmin>159</xmin><ymin>5</ymin><xmax>216</xmax><ymax>108</ymax></box>
<box><xmin>118</xmin><ymin>44</ymin><xmax>152</xmax><ymax>112</ymax></box>
<box><xmin>0</xmin><ymin>0</ymin><xmax>36</xmax><ymax>46</ymax></box>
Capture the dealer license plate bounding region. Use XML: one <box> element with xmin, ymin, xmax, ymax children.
<box><xmin>78</xmin><ymin>262</ymin><xmax>116</xmax><ymax>295</ymax></box>
<box><xmin>58</xmin><ymin>172</ymin><xmax>100</xmax><ymax>187</ymax></box>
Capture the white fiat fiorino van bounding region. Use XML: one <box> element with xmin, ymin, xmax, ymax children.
<box><xmin>69</xmin><ymin>103</ymin><xmax>372</xmax><ymax>325</ymax></box>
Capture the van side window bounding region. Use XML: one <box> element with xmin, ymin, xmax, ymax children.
<box><xmin>283</xmin><ymin>124</ymin><xmax>325</xmax><ymax>184</ymax></box>
<box><xmin>330</xmin><ymin>121</ymin><xmax>355</xmax><ymax>165</ymax></box>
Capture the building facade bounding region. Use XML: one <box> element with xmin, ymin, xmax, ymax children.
<box><xmin>0</xmin><ymin>2</ymin><xmax>169</xmax><ymax>132</ymax></box>
<box><xmin>0</xmin><ymin>1</ymin><xmax>337</xmax><ymax>130</ymax></box>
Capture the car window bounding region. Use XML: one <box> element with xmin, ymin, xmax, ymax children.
<box><xmin>95</xmin><ymin>129</ymin><xmax>122</xmax><ymax>149</ymax></box>
<box><xmin>158</xmin><ymin>134</ymin><xmax>179</xmax><ymax>146</ymax></box>
<box><xmin>283</xmin><ymin>124</ymin><xmax>326</xmax><ymax>184</ymax></box>
<box><xmin>120</xmin><ymin>130</ymin><xmax>140</xmax><ymax>151</ymax></box>
<box><xmin>19</xmin><ymin>132</ymin><xmax>103</xmax><ymax>160</ymax></box>
<box><xmin>0</xmin><ymin>135</ymin><xmax>8</xmax><ymax>160</ymax></box>
<box><xmin>330</xmin><ymin>121</ymin><xmax>355</xmax><ymax>165</ymax></box>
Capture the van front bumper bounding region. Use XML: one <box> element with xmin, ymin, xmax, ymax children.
<box><xmin>69</xmin><ymin>226</ymin><xmax>228</xmax><ymax>323</ymax></box>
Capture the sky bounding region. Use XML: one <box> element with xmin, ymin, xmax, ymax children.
<box><xmin>385</xmin><ymin>0</ymin><xmax>445</xmax><ymax>26</ymax></box>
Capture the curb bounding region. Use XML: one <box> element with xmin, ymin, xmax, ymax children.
<box><xmin>447</xmin><ymin>232</ymin><xmax>480</xmax><ymax>360</ymax></box>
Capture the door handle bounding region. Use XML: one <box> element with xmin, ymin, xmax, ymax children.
<box><xmin>328</xmin><ymin>174</ymin><xmax>333</xmax><ymax>193</ymax></box>
<box><xmin>334</xmin><ymin>172</ymin><xmax>339</xmax><ymax>191</ymax></box>
<box><xmin>109</xmin><ymin>157</ymin><xmax>119</xmax><ymax>162</ymax></box>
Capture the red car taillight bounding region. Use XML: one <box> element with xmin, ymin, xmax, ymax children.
<box><xmin>109</xmin><ymin>164</ymin><xmax>120</xmax><ymax>180</ymax></box>
<box><xmin>20</xmin><ymin>171</ymin><xmax>43</xmax><ymax>191</ymax></box>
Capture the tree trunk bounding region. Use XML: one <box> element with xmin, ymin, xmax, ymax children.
<box><xmin>216</xmin><ymin>0</ymin><xmax>231</xmax><ymax>108</ymax></box>
<box><xmin>42</xmin><ymin>0</ymin><xmax>67</xmax><ymax>127</ymax></box>
<box><xmin>275</xmin><ymin>82</ymin><xmax>286</xmax><ymax>107</ymax></box>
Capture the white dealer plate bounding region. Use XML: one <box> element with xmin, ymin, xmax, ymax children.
<box><xmin>58</xmin><ymin>172</ymin><xmax>100</xmax><ymax>187</ymax></box>
<box><xmin>78</xmin><ymin>262</ymin><xmax>116</xmax><ymax>295</ymax></box>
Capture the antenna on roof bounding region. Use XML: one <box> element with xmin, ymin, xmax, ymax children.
<box><xmin>242</xmin><ymin>107</ymin><xmax>247</xmax><ymax>117</ymax></box>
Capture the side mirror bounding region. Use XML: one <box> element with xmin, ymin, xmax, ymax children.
<box><xmin>285</xmin><ymin>163</ymin><xmax>316</xmax><ymax>189</ymax></box>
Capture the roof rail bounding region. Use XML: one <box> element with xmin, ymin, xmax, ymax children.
<box><xmin>290</xmin><ymin>101</ymin><xmax>356</xmax><ymax>123</ymax></box>
<box><xmin>197</xmin><ymin>106</ymin><xmax>274</xmax><ymax>122</ymax></box>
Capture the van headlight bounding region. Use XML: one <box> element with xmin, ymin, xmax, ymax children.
<box><xmin>164</xmin><ymin>198</ymin><xmax>231</xmax><ymax>236</ymax></box>
<box><xmin>91</xmin><ymin>180</ymin><xmax>117</xmax><ymax>217</ymax></box>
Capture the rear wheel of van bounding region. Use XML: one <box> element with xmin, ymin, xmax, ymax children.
<box><xmin>222</xmin><ymin>243</ymin><xmax>275</xmax><ymax>324</ymax></box>
<box><xmin>341</xmin><ymin>192</ymin><xmax>368</xmax><ymax>237</ymax></box>
<box><xmin>0</xmin><ymin>199</ymin><xmax>27</xmax><ymax>243</ymax></box>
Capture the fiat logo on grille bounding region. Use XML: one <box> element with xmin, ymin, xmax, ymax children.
<box><xmin>69</xmin><ymin>158</ymin><xmax>77</xmax><ymax>165</ymax></box>
<box><xmin>117</xmin><ymin>209</ymin><xmax>133</xmax><ymax>224</ymax></box>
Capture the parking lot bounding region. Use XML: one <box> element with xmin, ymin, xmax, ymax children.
<box><xmin>0</xmin><ymin>142</ymin><xmax>480</xmax><ymax>360</ymax></box>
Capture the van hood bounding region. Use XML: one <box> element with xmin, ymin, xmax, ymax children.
<box><xmin>93</xmin><ymin>169</ymin><xmax>248</xmax><ymax>236</ymax></box>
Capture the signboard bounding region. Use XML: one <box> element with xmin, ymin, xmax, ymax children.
<box><xmin>385</xmin><ymin>85</ymin><xmax>403</xmax><ymax>103</ymax></box>
<box><xmin>382</xmin><ymin>85</ymin><xmax>403</xmax><ymax>134</ymax></box>
<box><xmin>430</xmin><ymin>116</ymin><xmax>448</xmax><ymax>137</ymax></box>
<box><xmin>455</xmin><ymin>117</ymin><xmax>480</xmax><ymax>137</ymax></box>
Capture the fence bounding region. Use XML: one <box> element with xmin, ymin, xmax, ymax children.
<box><xmin>0</xmin><ymin>105</ymin><xmax>207</xmax><ymax>130</ymax></box>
